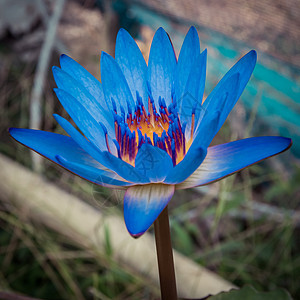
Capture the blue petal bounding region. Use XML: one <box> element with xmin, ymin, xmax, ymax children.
<box><xmin>177</xmin><ymin>136</ymin><xmax>292</xmax><ymax>189</ymax></box>
<box><xmin>101</xmin><ymin>52</ymin><xmax>135</xmax><ymax>114</ymax></box>
<box><xmin>54</xmin><ymin>114</ymin><xmax>114</xmax><ymax>164</ymax></box>
<box><xmin>164</xmin><ymin>147</ymin><xmax>207</xmax><ymax>185</ymax></box>
<box><xmin>180</xmin><ymin>50</ymin><xmax>207</xmax><ymax>136</ymax></box>
<box><xmin>102</xmin><ymin>152</ymin><xmax>149</xmax><ymax>184</ymax></box>
<box><xmin>115</xmin><ymin>28</ymin><xmax>148</xmax><ymax>110</ymax></box>
<box><xmin>195</xmin><ymin>73</ymin><xmax>240</xmax><ymax>139</ymax></box>
<box><xmin>203</xmin><ymin>50</ymin><xmax>257</xmax><ymax>133</ymax></box>
<box><xmin>124</xmin><ymin>184</ymin><xmax>175</xmax><ymax>237</ymax></box>
<box><xmin>52</xmin><ymin>66</ymin><xmax>114</xmax><ymax>137</ymax></box>
<box><xmin>56</xmin><ymin>155</ymin><xmax>132</xmax><ymax>188</ymax></box>
<box><xmin>148</xmin><ymin>27</ymin><xmax>177</xmax><ymax>108</ymax></box>
<box><xmin>164</xmin><ymin>111</ymin><xmax>220</xmax><ymax>184</ymax></box>
<box><xmin>175</xmin><ymin>26</ymin><xmax>204</xmax><ymax>125</ymax></box>
<box><xmin>54</xmin><ymin>114</ymin><xmax>149</xmax><ymax>184</ymax></box>
<box><xmin>192</xmin><ymin>110</ymin><xmax>220</xmax><ymax>148</ymax></box>
<box><xmin>59</xmin><ymin>54</ymin><xmax>107</xmax><ymax>110</ymax></box>
<box><xmin>54</xmin><ymin>89</ymin><xmax>115</xmax><ymax>153</ymax></box>
<box><xmin>134</xmin><ymin>144</ymin><xmax>173</xmax><ymax>182</ymax></box>
<box><xmin>9</xmin><ymin>128</ymin><xmax>130</xmax><ymax>187</ymax></box>
<box><xmin>175</xmin><ymin>26</ymin><xmax>200</xmax><ymax>104</ymax></box>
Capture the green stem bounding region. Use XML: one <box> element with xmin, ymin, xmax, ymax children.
<box><xmin>154</xmin><ymin>205</ymin><xmax>178</xmax><ymax>300</ymax></box>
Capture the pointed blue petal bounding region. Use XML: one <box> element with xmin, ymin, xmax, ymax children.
<box><xmin>175</xmin><ymin>26</ymin><xmax>200</xmax><ymax>103</ymax></box>
<box><xmin>148</xmin><ymin>27</ymin><xmax>176</xmax><ymax>108</ymax></box>
<box><xmin>9</xmin><ymin>127</ymin><xmax>99</xmax><ymax>168</ymax></box>
<box><xmin>101</xmin><ymin>52</ymin><xmax>135</xmax><ymax>114</ymax></box>
<box><xmin>135</xmin><ymin>144</ymin><xmax>173</xmax><ymax>182</ymax></box>
<box><xmin>180</xmin><ymin>50</ymin><xmax>207</xmax><ymax>134</ymax></box>
<box><xmin>193</xmin><ymin>110</ymin><xmax>220</xmax><ymax>147</ymax></box>
<box><xmin>54</xmin><ymin>114</ymin><xmax>115</xmax><ymax>163</ymax></box>
<box><xmin>59</xmin><ymin>54</ymin><xmax>107</xmax><ymax>110</ymax></box>
<box><xmin>124</xmin><ymin>184</ymin><xmax>175</xmax><ymax>237</ymax></box>
<box><xmin>177</xmin><ymin>136</ymin><xmax>292</xmax><ymax>189</ymax></box>
<box><xmin>195</xmin><ymin>73</ymin><xmax>240</xmax><ymax>139</ymax></box>
<box><xmin>9</xmin><ymin>128</ymin><xmax>130</xmax><ymax>187</ymax></box>
<box><xmin>52</xmin><ymin>66</ymin><xmax>114</xmax><ymax>137</ymax></box>
<box><xmin>164</xmin><ymin>111</ymin><xmax>220</xmax><ymax>184</ymax></box>
<box><xmin>176</xmin><ymin>26</ymin><xmax>203</xmax><ymax>124</ymax></box>
<box><xmin>54</xmin><ymin>114</ymin><xmax>149</xmax><ymax>184</ymax></box>
<box><xmin>104</xmin><ymin>153</ymin><xmax>150</xmax><ymax>184</ymax></box>
<box><xmin>203</xmin><ymin>50</ymin><xmax>257</xmax><ymax>132</ymax></box>
<box><xmin>54</xmin><ymin>89</ymin><xmax>115</xmax><ymax>153</ymax></box>
<box><xmin>164</xmin><ymin>147</ymin><xmax>207</xmax><ymax>185</ymax></box>
<box><xmin>56</xmin><ymin>155</ymin><xmax>132</xmax><ymax>188</ymax></box>
<box><xmin>115</xmin><ymin>28</ymin><xmax>148</xmax><ymax>110</ymax></box>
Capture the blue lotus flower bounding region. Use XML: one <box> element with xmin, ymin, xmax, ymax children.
<box><xmin>10</xmin><ymin>27</ymin><xmax>292</xmax><ymax>238</ymax></box>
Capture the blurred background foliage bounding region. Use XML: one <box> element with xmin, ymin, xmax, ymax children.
<box><xmin>0</xmin><ymin>0</ymin><xmax>299</xmax><ymax>299</ymax></box>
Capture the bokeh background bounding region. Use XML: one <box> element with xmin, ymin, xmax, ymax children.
<box><xmin>0</xmin><ymin>0</ymin><xmax>299</xmax><ymax>299</ymax></box>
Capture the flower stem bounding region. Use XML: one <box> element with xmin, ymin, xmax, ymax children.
<box><xmin>154</xmin><ymin>205</ymin><xmax>178</xmax><ymax>300</ymax></box>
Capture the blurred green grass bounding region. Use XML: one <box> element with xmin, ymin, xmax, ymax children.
<box><xmin>0</xmin><ymin>206</ymin><xmax>158</xmax><ymax>300</ymax></box>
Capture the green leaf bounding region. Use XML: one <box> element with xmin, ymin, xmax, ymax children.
<box><xmin>104</xmin><ymin>224</ymin><xmax>113</xmax><ymax>257</ymax></box>
<box><xmin>171</xmin><ymin>221</ymin><xmax>194</xmax><ymax>255</ymax></box>
<box><xmin>206</xmin><ymin>285</ymin><xmax>292</xmax><ymax>300</ymax></box>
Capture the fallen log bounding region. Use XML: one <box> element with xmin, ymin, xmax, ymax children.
<box><xmin>0</xmin><ymin>153</ymin><xmax>235</xmax><ymax>298</ymax></box>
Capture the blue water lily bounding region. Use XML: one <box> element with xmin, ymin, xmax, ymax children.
<box><xmin>10</xmin><ymin>27</ymin><xmax>292</xmax><ymax>238</ymax></box>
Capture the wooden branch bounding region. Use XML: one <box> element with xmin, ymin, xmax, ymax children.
<box><xmin>29</xmin><ymin>0</ymin><xmax>65</xmax><ymax>172</ymax></box>
<box><xmin>0</xmin><ymin>154</ymin><xmax>235</xmax><ymax>299</ymax></box>
<box><xmin>188</xmin><ymin>187</ymin><xmax>300</xmax><ymax>227</ymax></box>
<box><xmin>0</xmin><ymin>155</ymin><xmax>234</xmax><ymax>298</ymax></box>
<box><xmin>36</xmin><ymin>0</ymin><xmax>68</xmax><ymax>54</ymax></box>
